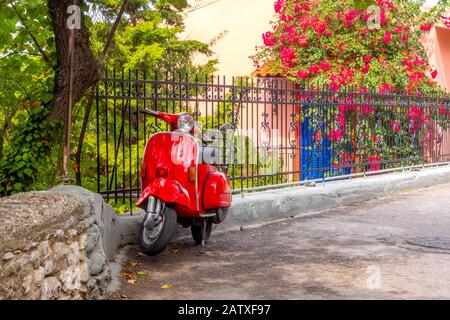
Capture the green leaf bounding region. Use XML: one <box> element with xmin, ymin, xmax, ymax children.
<box><xmin>13</xmin><ymin>183</ymin><xmax>22</xmax><ymax>191</ymax></box>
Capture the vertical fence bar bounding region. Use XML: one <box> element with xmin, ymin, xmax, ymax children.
<box><xmin>105</xmin><ymin>69</ymin><xmax>109</xmax><ymax>202</ymax></box>
<box><xmin>96</xmin><ymin>84</ymin><xmax>100</xmax><ymax>194</ymax></box>
<box><xmin>113</xmin><ymin>68</ymin><xmax>118</xmax><ymax>204</ymax></box>
<box><xmin>121</xmin><ymin>68</ymin><xmax>125</xmax><ymax>203</ymax></box>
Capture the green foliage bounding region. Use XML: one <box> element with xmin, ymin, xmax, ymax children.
<box><xmin>0</xmin><ymin>106</ymin><xmax>62</xmax><ymax>196</ymax></box>
<box><xmin>0</xmin><ymin>0</ymin><xmax>56</xmax><ymax>195</ymax></box>
<box><xmin>0</xmin><ymin>0</ymin><xmax>217</xmax><ymax>201</ymax></box>
<box><xmin>254</xmin><ymin>0</ymin><xmax>449</xmax><ymax>93</ymax></box>
<box><xmin>86</xmin><ymin>0</ymin><xmax>217</xmax><ymax>74</ymax></box>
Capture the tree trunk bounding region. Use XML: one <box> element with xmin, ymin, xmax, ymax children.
<box><xmin>46</xmin><ymin>0</ymin><xmax>98</xmax><ymax>122</ymax></box>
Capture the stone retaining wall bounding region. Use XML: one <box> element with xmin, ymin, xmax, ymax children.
<box><xmin>0</xmin><ymin>186</ymin><xmax>121</xmax><ymax>300</ymax></box>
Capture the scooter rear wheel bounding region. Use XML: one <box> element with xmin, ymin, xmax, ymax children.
<box><xmin>191</xmin><ymin>219</ymin><xmax>213</xmax><ymax>245</ymax></box>
<box><xmin>139</xmin><ymin>206</ymin><xmax>177</xmax><ymax>256</ymax></box>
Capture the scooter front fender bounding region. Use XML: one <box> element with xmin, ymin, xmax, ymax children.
<box><xmin>136</xmin><ymin>178</ymin><xmax>190</xmax><ymax>208</ymax></box>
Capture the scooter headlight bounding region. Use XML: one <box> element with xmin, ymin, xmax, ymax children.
<box><xmin>177</xmin><ymin>113</ymin><xmax>194</xmax><ymax>133</ymax></box>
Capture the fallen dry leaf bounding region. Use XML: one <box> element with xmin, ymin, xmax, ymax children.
<box><xmin>121</xmin><ymin>293</ymin><xmax>128</xmax><ymax>299</ymax></box>
<box><xmin>161</xmin><ymin>284</ymin><xmax>173</xmax><ymax>290</ymax></box>
<box><xmin>122</xmin><ymin>271</ymin><xmax>138</xmax><ymax>284</ymax></box>
<box><xmin>127</xmin><ymin>261</ymin><xmax>139</xmax><ymax>268</ymax></box>
<box><xmin>122</xmin><ymin>271</ymin><xmax>133</xmax><ymax>279</ymax></box>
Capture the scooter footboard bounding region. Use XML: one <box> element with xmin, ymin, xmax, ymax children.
<box><xmin>136</xmin><ymin>178</ymin><xmax>190</xmax><ymax>208</ymax></box>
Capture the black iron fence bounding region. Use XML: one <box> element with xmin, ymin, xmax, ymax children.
<box><xmin>94</xmin><ymin>70</ymin><xmax>450</xmax><ymax>212</ymax></box>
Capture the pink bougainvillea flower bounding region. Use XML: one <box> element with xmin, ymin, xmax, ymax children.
<box><xmin>367</xmin><ymin>156</ymin><xmax>381</xmax><ymax>172</ymax></box>
<box><xmin>329</xmin><ymin>128</ymin><xmax>344</xmax><ymax>142</ymax></box>
<box><xmin>379</xmin><ymin>0</ymin><xmax>395</xmax><ymax>9</ymax></box>
<box><xmin>371</xmin><ymin>133</ymin><xmax>378</xmax><ymax>143</ymax></box>
<box><xmin>407</xmin><ymin>107</ymin><xmax>423</xmax><ymax>122</ymax></box>
<box><xmin>262</xmin><ymin>32</ymin><xmax>276</xmax><ymax>47</ymax></box>
<box><xmin>280</xmin><ymin>46</ymin><xmax>297</xmax><ymax>65</ymax></box>
<box><xmin>297</xmin><ymin>38</ymin><xmax>309</xmax><ymax>47</ymax></box>
<box><xmin>313</xmin><ymin>131</ymin><xmax>322</xmax><ymax>142</ymax></box>
<box><xmin>383</xmin><ymin>30</ymin><xmax>391</xmax><ymax>43</ymax></box>
<box><xmin>362</xmin><ymin>64</ymin><xmax>370</xmax><ymax>73</ymax></box>
<box><xmin>274</xmin><ymin>0</ymin><xmax>285</xmax><ymax>14</ymax></box>
<box><xmin>431</xmin><ymin>69</ymin><xmax>438</xmax><ymax>79</ymax></box>
<box><xmin>336</xmin><ymin>112</ymin><xmax>346</xmax><ymax>126</ymax></box>
<box><xmin>363</xmin><ymin>55</ymin><xmax>373</xmax><ymax>63</ymax></box>
<box><xmin>342</xmin><ymin>10</ymin><xmax>358</xmax><ymax>28</ymax></box>
<box><xmin>380</xmin><ymin>11</ymin><xmax>388</xmax><ymax>26</ymax></box>
<box><xmin>340</xmin><ymin>152</ymin><xmax>352</xmax><ymax>166</ymax></box>
<box><xmin>391</xmin><ymin>120</ymin><xmax>401</xmax><ymax>133</ymax></box>
<box><xmin>308</xmin><ymin>65</ymin><xmax>320</xmax><ymax>74</ymax></box>
<box><xmin>344</xmin><ymin>10</ymin><xmax>357</xmax><ymax>21</ymax></box>
<box><xmin>297</xmin><ymin>69</ymin><xmax>310</xmax><ymax>80</ymax></box>
<box><xmin>313</xmin><ymin>22</ymin><xmax>327</xmax><ymax>35</ymax></box>
<box><xmin>294</xmin><ymin>4</ymin><xmax>310</xmax><ymax>14</ymax></box>
<box><xmin>361</xmin><ymin>105</ymin><xmax>374</xmax><ymax>114</ymax></box>
<box><xmin>319</xmin><ymin>61</ymin><xmax>331</xmax><ymax>72</ymax></box>
<box><xmin>402</xmin><ymin>35</ymin><xmax>409</xmax><ymax>41</ymax></box>
<box><xmin>379</xmin><ymin>83</ymin><xmax>394</xmax><ymax>94</ymax></box>
<box><xmin>420</xmin><ymin>24</ymin><xmax>432</xmax><ymax>31</ymax></box>
<box><xmin>329</xmin><ymin>81</ymin><xmax>340</xmax><ymax>91</ymax></box>
<box><xmin>281</xmin><ymin>13</ymin><xmax>294</xmax><ymax>22</ymax></box>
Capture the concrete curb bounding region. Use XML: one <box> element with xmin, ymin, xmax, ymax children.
<box><xmin>116</xmin><ymin>165</ymin><xmax>450</xmax><ymax>245</ymax></box>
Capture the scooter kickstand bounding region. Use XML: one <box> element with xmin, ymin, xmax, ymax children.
<box><xmin>200</xmin><ymin>219</ymin><xmax>207</xmax><ymax>254</ymax></box>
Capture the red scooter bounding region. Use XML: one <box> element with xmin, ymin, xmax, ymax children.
<box><xmin>136</xmin><ymin>109</ymin><xmax>232</xmax><ymax>255</ymax></box>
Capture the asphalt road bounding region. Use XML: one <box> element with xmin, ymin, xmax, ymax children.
<box><xmin>114</xmin><ymin>183</ymin><xmax>450</xmax><ymax>299</ymax></box>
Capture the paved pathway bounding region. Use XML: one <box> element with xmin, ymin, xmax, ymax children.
<box><xmin>114</xmin><ymin>183</ymin><xmax>450</xmax><ymax>299</ymax></box>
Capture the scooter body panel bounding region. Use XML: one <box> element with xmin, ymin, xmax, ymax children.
<box><xmin>202</xmin><ymin>170</ymin><xmax>232</xmax><ymax>210</ymax></box>
<box><xmin>136</xmin><ymin>178</ymin><xmax>190</xmax><ymax>208</ymax></box>
<box><xmin>138</xmin><ymin>132</ymin><xmax>200</xmax><ymax>212</ymax></box>
<box><xmin>137</xmin><ymin>130</ymin><xmax>232</xmax><ymax>218</ymax></box>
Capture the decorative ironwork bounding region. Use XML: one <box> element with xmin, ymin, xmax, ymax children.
<box><xmin>94</xmin><ymin>70</ymin><xmax>450</xmax><ymax>213</ymax></box>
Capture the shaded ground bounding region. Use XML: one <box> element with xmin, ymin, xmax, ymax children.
<box><xmin>113</xmin><ymin>183</ymin><xmax>450</xmax><ymax>299</ymax></box>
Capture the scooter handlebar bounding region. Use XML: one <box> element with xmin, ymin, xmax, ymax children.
<box><xmin>138</xmin><ymin>109</ymin><xmax>160</xmax><ymax>117</ymax></box>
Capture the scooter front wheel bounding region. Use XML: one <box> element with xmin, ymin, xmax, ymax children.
<box><xmin>139</xmin><ymin>206</ymin><xmax>177</xmax><ymax>256</ymax></box>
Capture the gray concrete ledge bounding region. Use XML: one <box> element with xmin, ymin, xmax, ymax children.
<box><xmin>116</xmin><ymin>165</ymin><xmax>450</xmax><ymax>244</ymax></box>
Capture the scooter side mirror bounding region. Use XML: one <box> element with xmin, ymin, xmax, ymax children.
<box><xmin>219</xmin><ymin>123</ymin><xmax>233</xmax><ymax>133</ymax></box>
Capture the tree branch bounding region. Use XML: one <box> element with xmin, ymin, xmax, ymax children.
<box><xmin>11</xmin><ymin>2</ymin><xmax>50</xmax><ymax>63</ymax></box>
<box><xmin>0</xmin><ymin>77</ymin><xmax>32</xmax><ymax>100</ymax></box>
<box><xmin>75</xmin><ymin>0</ymin><xmax>129</xmax><ymax>185</ymax></box>
<box><xmin>98</xmin><ymin>0</ymin><xmax>129</xmax><ymax>72</ymax></box>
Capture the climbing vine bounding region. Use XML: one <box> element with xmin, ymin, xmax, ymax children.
<box><xmin>0</xmin><ymin>106</ymin><xmax>62</xmax><ymax>196</ymax></box>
